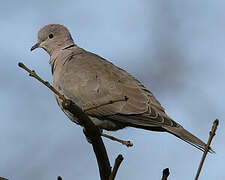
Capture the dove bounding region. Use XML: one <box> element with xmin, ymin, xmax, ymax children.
<box><xmin>31</xmin><ymin>24</ymin><xmax>211</xmax><ymax>152</ymax></box>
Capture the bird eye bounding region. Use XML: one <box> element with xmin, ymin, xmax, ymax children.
<box><xmin>48</xmin><ymin>34</ymin><xmax>54</xmax><ymax>39</ymax></box>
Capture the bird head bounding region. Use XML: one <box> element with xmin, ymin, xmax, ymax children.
<box><xmin>31</xmin><ymin>24</ymin><xmax>74</xmax><ymax>55</ymax></box>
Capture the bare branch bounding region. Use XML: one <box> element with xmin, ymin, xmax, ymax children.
<box><xmin>18</xmin><ymin>62</ymin><xmax>66</xmax><ymax>101</ymax></box>
<box><xmin>161</xmin><ymin>168</ymin><xmax>170</xmax><ymax>180</ymax></box>
<box><xmin>102</xmin><ymin>133</ymin><xmax>133</xmax><ymax>147</ymax></box>
<box><xmin>109</xmin><ymin>154</ymin><xmax>124</xmax><ymax>180</ymax></box>
<box><xmin>62</xmin><ymin>100</ymin><xmax>112</xmax><ymax>180</ymax></box>
<box><xmin>194</xmin><ymin>119</ymin><xmax>219</xmax><ymax>180</ymax></box>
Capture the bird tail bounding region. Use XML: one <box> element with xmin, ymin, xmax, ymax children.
<box><xmin>163</xmin><ymin>125</ymin><xmax>215</xmax><ymax>153</ymax></box>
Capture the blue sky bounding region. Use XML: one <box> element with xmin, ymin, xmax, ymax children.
<box><xmin>0</xmin><ymin>0</ymin><xmax>224</xmax><ymax>179</ymax></box>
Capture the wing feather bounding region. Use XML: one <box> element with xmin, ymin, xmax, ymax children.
<box><xmin>57</xmin><ymin>50</ymin><xmax>175</xmax><ymax>128</ymax></box>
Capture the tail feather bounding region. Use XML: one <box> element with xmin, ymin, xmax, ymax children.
<box><xmin>163</xmin><ymin>125</ymin><xmax>215</xmax><ymax>153</ymax></box>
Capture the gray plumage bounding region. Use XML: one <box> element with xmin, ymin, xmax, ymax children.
<box><xmin>31</xmin><ymin>24</ymin><xmax>211</xmax><ymax>152</ymax></box>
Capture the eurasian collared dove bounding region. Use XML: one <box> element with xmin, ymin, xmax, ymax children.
<box><xmin>31</xmin><ymin>24</ymin><xmax>211</xmax><ymax>152</ymax></box>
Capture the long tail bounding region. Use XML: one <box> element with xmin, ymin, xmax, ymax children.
<box><xmin>163</xmin><ymin>125</ymin><xmax>214</xmax><ymax>153</ymax></box>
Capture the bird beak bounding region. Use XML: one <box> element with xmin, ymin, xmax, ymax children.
<box><xmin>30</xmin><ymin>42</ymin><xmax>40</xmax><ymax>51</ymax></box>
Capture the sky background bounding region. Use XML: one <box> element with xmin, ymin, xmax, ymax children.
<box><xmin>0</xmin><ymin>0</ymin><xmax>224</xmax><ymax>179</ymax></box>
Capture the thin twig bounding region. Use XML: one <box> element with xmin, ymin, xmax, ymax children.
<box><xmin>83</xmin><ymin>96</ymin><xmax>128</xmax><ymax>112</ymax></box>
<box><xmin>109</xmin><ymin>154</ymin><xmax>124</xmax><ymax>180</ymax></box>
<box><xmin>18</xmin><ymin>62</ymin><xmax>66</xmax><ymax>101</ymax></box>
<box><xmin>194</xmin><ymin>119</ymin><xmax>219</xmax><ymax>180</ymax></box>
<box><xmin>102</xmin><ymin>133</ymin><xmax>133</xmax><ymax>147</ymax></box>
<box><xmin>161</xmin><ymin>168</ymin><xmax>170</xmax><ymax>180</ymax></box>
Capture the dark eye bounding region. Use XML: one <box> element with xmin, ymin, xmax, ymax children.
<box><xmin>48</xmin><ymin>34</ymin><xmax>54</xmax><ymax>39</ymax></box>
